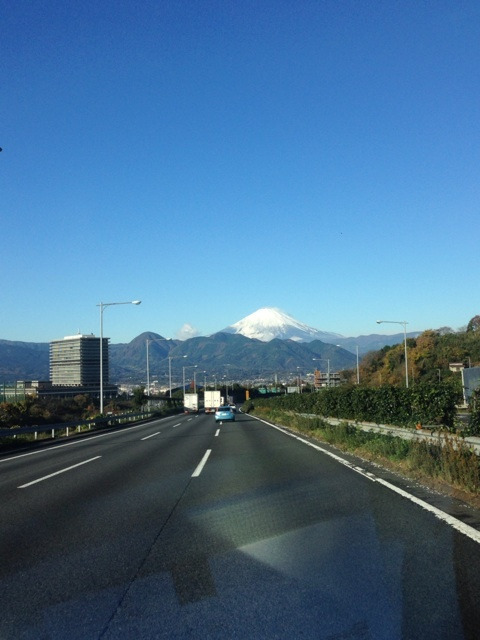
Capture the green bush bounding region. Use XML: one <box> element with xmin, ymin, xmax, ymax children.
<box><xmin>468</xmin><ymin>389</ymin><xmax>480</xmax><ymax>435</ymax></box>
<box><xmin>250</xmin><ymin>382</ymin><xmax>460</xmax><ymax>429</ymax></box>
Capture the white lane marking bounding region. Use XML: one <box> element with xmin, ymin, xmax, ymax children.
<box><xmin>215</xmin><ymin>429</ymin><xmax>220</xmax><ymax>437</ymax></box>
<box><xmin>0</xmin><ymin>415</ymin><xmax>181</xmax><ymax>463</ymax></box>
<box><xmin>187</xmin><ymin>418</ymin><xmax>193</xmax><ymax>422</ymax></box>
<box><xmin>173</xmin><ymin>423</ymin><xmax>181</xmax><ymax>428</ymax></box>
<box><xmin>254</xmin><ymin>416</ymin><xmax>480</xmax><ymax>546</ymax></box>
<box><xmin>375</xmin><ymin>476</ymin><xmax>480</xmax><ymax>544</ymax></box>
<box><xmin>192</xmin><ymin>449</ymin><xmax>212</xmax><ymax>477</ymax></box>
<box><xmin>141</xmin><ymin>432</ymin><xmax>161</xmax><ymax>440</ymax></box>
<box><xmin>18</xmin><ymin>456</ymin><xmax>102</xmax><ymax>489</ymax></box>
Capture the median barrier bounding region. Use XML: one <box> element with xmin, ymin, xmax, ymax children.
<box><xmin>0</xmin><ymin>410</ymin><xmax>158</xmax><ymax>442</ymax></box>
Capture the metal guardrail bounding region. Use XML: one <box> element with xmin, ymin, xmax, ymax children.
<box><xmin>300</xmin><ymin>414</ymin><xmax>480</xmax><ymax>455</ymax></box>
<box><xmin>0</xmin><ymin>410</ymin><xmax>157</xmax><ymax>440</ymax></box>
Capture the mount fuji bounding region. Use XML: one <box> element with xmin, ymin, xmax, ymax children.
<box><xmin>220</xmin><ymin>307</ymin><xmax>343</xmax><ymax>343</ymax></box>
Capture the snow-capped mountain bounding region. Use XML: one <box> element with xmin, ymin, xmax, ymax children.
<box><xmin>220</xmin><ymin>307</ymin><xmax>343</xmax><ymax>343</ymax></box>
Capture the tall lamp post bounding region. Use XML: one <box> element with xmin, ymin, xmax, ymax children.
<box><xmin>146</xmin><ymin>338</ymin><xmax>170</xmax><ymax>397</ymax></box>
<box><xmin>376</xmin><ymin>320</ymin><xmax>409</xmax><ymax>388</ymax></box>
<box><xmin>97</xmin><ymin>300</ymin><xmax>141</xmax><ymax>414</ymax></box>
<box><xmin>193</xmin><ymin>370</ymin><xmax>206</xmax><ymax>393</ymax></box>
<box><xmin>167</xmin><ymin>355</ymin><xmax>187</xmax><ymax>398</ymax></box>
<box><xmin>356</xmin><ymin>346</ymin><xmax>360</xmax><ymax>384</ymax></box>
<box><xmin>182</xmin><ymin>365</ymin><xmax>197</xmax><ymax>403</ymax></box>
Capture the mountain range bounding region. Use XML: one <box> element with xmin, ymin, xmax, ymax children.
<box><xmin>221</xmin><ymin>307</ymin><xmax>343</xmax><ymax>342</ymax></box>
<box><xmin>0</xmin><ymin>307</ymin><xmax>419</xmax><ymax>384</ymax></box>
<box><xmin>220</xmin><ymin>307</ymin><xmax>417</xmax><ymax>355</ymax></box>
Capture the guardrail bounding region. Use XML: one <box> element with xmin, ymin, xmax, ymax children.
<box><xmin>0</xmin><ymin>410</ymin><xmax>157</xmax><ymax>441</ymax></box>
<box><xmin>300</xmin><ymin>414</ymin><xmax>480</xmax><ymax>455</ymax></box>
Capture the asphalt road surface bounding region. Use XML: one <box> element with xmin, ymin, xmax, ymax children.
<box><xmin>2</xmin><ymin>411</ymin><xmax>480</xmax><ymax>639</ymax></box>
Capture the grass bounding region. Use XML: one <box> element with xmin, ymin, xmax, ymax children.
<box><xmin>250</xmin><ymin>406</ymin><xmax>480</xmax><ymax>498</ymax></box>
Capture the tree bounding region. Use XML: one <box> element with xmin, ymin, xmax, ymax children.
<box><xmin>467</xmin><ymin>315</ymin><xmax>480</xmax><ymax>333</ymax></box>
<box><xmin>132</xmin><ymin>386</ymin><xmax>147</xmax><ymax>410</ymax></box>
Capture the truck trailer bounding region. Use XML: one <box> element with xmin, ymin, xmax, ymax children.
<box><xmin>184</xmin><ymin>393</ymin><xmax>199</xmax><ymax>413</ymax></box>
<box><xmin>204</xmin><ymin>390</ymin><xmax>221</xmax><ymax>414</ymax></box>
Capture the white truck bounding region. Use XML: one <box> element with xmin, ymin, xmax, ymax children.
<box><xmin>184</xmin><ymin>393</ymin><xmax>199</xmax><ymax>413</ymax></box>
<box><xmin>204</xmin><ymin>390</ymin><xmax>221</xmax><ymax>414</ymax></box>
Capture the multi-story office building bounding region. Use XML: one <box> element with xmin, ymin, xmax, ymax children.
<box><xmin>50</xmin><ymin>334</ymin><xmax>108</xmax><ymax>387</ymax></box>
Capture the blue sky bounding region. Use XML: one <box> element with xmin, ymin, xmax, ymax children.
<box><xmin>2</xmin><ymin>0</ymin><xmax>480</xmax><ymax>344</ymax></box>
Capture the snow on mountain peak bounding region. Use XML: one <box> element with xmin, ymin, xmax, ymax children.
<box><xmin>221</xmin><ymin>307</ymin><xmax>342</xmax><ymax>342</ymax></box>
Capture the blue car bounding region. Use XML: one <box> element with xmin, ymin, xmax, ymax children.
<box><xmin>215</xmin><ymin>406</ymin><xmax>235</xmax><ymax>422</ymax></box>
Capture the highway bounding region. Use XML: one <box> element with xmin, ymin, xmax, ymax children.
<box><xmin>2</xmin><ymin>411</ymin><xmax>480</xmax><ymax>638</ymax></box>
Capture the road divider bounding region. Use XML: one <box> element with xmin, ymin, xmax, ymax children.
<box><xmin>192</xmin><ymin>449</ymin><xmax>212</xmax><ymax>478</ymax></box>
<box><xmin>18</xmin><ymin>456</ymin><xmax>102</xmax><ymax>489</ymax></box>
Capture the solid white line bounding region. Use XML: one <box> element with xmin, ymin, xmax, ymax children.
<box><xmin>254</xmin><ymin>416</ymin><xmax>480</xmax><ymax>546</ymax></box>
<box><xmin>215</xmin><ymin>429</ymin><xmax>220</xmax><ymax>437</ymax></box>
<box><xmin>18</xmin><ymin>456</ymin><xmax>102</xmax><ymax>489</ymax></box>
<box><xmin>192</xmin><ymin>449</ymin><xmax>212</xmax><ymax>477</ymax></box>
<box><xmin>141</xmin><ymin>432</ymin><xmax>161</xmax><ymax>440</ymax></box>
<box><xmin>375</xmin><ymin>476</ymin><xmax>480</xmax><ymax>544</ymax></box>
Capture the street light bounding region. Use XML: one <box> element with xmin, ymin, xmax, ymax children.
<box><xmin>376</xmin><ymin>320</ymin><xmax>409</xmax><ymax>388</ymax></box>
<box><xmin>313</xmin><ymin>358</ymin><xmax>330</xmax><ymax>388</ymax></box>
<box><xmin>182</xmin><ymin>364</ymin><xmax>197</xmax><ymax>403</ymax></box>
<box><xmin>193</xmin><ymin>370</ymin><xmax>206</xmax><ymax>393</ymax></box>
<box><xmin>167</xmin><ymin>355</ymin><xmax>187</xmax><ymax>398</ymax></box>
<box><xmin>97</xmin><ymin>300</ymin><xmax>141</xmax><ymax>414</ymax></box>
<box><xmin>146</xmin><ymin>337</ymin><xmax>170</xmax><ymax>397</ymax></box>
<box><xmin>356</xmin><ymin>346</ymin><xmax>360</xmax><ymax>385</ymax></box>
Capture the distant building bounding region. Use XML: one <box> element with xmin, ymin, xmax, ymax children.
<box><xmin>449</xmin><ymin>362</ymin><xmax>465</xmax><ymax>373</ymax></box>
<box><xmin>50</xmin><ymin>334</ymin><xmax>107</xmax><ymax>386</ymax></box>
<box><xmin>8</xmin><ymin>334</ymin><xmax>117</xmax><ymax>400</ymax></box>
<box><xmin>314</xmin><ymin>369</ymin><xmax>341</xmax><ymax>388</ymax></box>
<box><xmin>23</xmin><ymin>380</ymin><xmax>53</xmax><ymax>395</ymax></box>
<box><xmin>47</xmin><ymin>334</ymin><xmax>116</xmax><ymax>398</ymax></box>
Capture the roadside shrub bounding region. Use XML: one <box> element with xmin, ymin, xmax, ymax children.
<box><xmin>250</xmin><ymin>382</ymin><xmax>460</xmax><ymax>429</ymax></box>
<box><xmin>468</xmin><ymin>389</ymin><xmax>480</xmax><ymax>436</ymax></box>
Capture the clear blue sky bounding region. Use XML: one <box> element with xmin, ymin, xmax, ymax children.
<box><xmin>2</xmin><ymin>1</ymin><xmax>480</xmax><ymax>344</ymax></box>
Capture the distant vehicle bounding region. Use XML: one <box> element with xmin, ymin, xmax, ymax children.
<box><xmin>204</xmin><ymin>390</ymin><xmax>221</xmax><ymax>414</ymax></box>
<box><xmin>184</xmin><ymin>393</ymin><xmax>198</xmax><ymax>413</ymax></box>
<box><xmin>229</xmin><ymin>403</ymin><xmax>237</xmax><ymax>412</ymax></box>
<box><xmin>215</xmin><ymin>406</ymin><xmax>235</xmax><ymax>422</ymax></box>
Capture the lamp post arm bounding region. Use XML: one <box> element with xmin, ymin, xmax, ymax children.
<box><xmin>97</xmin><ymin>300</ymin><xmax>141</xmax><ymax>414</ymax></box>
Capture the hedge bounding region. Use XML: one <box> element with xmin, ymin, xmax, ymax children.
<box><xmin>247</xmin><ymin>383</ymin><xmax>460</xmax><ymax>429</ymax></box>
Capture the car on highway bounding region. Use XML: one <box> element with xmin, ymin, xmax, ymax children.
<box><xmin>215</xmin><ymin>406</ymin><xmax>235</xmax><ymax>422</ymax></box>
